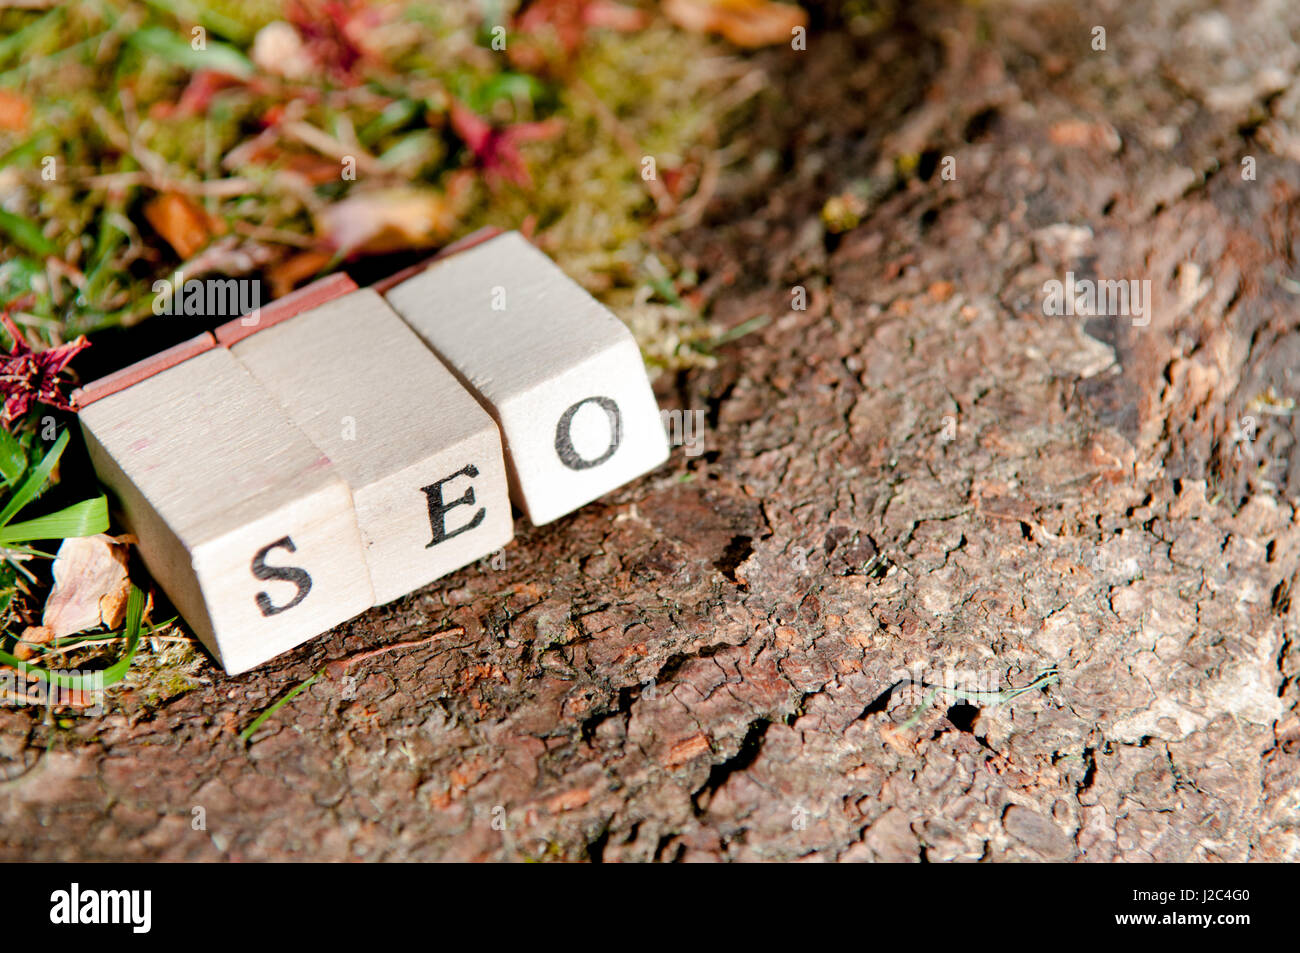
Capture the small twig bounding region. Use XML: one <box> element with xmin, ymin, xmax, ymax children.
<box><xmin>281</xmin><ymin>120</ymin><xmax>385</xmax><ymax>176</ymax></box>
<box><xmin>81</xmin><ymin>171</ymin><xmax>259</xmax><ymax>196</ymax></box>
<box><xmin>981</xmin><ymin>509</ymin><xmax>1062</xmax><ymax>544</ymax></box>
<box><xmin>230</xmin><ymin>221</ymin><xmax>318</xmax><ymax>248</ymax></box>
<box><xmin>0</xmin><ymin>688</ymin><xmax>45</xmax><ymax>706</ymax></box>
<box><xmin>660</xmin><ymin>148</ymin><xmax>721</xmax><ymax>234</ymax></box>
<box><xmin>42</xmin><ymin>634</ymin><xmax>190</xmax><ymax>657</ymax></box>
<box><xmin>323</xmin><ymin>627</ymin><xmax>465</xmax><ymax>679</ymax></box>
<box><xmin>239</xmin><ymin>627</ymin><xmax>465</xmax><ymax>745</ymax></box>
<box><xmin>0</xmin><ymin>685</ymin><xmax>101</xmax><ymax>708</ymax></box>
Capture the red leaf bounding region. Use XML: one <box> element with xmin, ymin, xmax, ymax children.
<box><xmin>287</xmin><ymin>0</ymin><xmax>370</xmax><ymax>83</ymax></box>
<box><xmin>449</xmin><ymin>101</ymin><xmax>562</xmax><ymax>190</ymax></box>
<box><xmin>0</xmin><ymin>312</ymin><xmax>90</xmax><ymax>424</ymax></box>
<box><xmin>516</xmin><ymin>0</ymin><xmax>647</xmax><ymax>56</ymax></box>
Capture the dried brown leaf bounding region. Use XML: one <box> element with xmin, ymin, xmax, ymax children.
<box><xmin>662</xmin><ymin>0</ymin><xmax>806</xmax><ymax>48</ymax></box>
<box><xmin>144</xmin><ymin>192</ymin><xmax>220</xmax><ymax>259</ymax></box>
<box><xmin>317</xmin><ymin>187</ymin><xmax>458</xmax><ymax>256</ymax></box>
<box><xmin>42</xmin><ymin>534</ymin><xmax>131</xmax><ymax>639</ymax></box>
<box><xmin>14</xmin><ymin>626</ymin><xmax>52</xmax><ymax>661</ymax></box>
<box><xmin>0</xmin><ymin>90</ymin><xmax>30</xmax><ymax>132</ymax></box>
<box><xmin>267</xmin><ymin>249</ymin><xmax>335</xmax><ymax>298</ymax></box>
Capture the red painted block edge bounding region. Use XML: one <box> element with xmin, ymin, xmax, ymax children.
<box><xmin>73</xmin><ymin>332</ymin><xmax>217</xmax><ymax>408</ymax></box>
<box><xmin>370</xmin><ymin>226</ymin><xmax>505</xmax><ymax>295</ymax></box>
<box><xmin>214</xmin><ymin>272</ymin><xmax>358</xmax><ymax>347</ymax></box>
<box><xmin>73</xmin><ymin>229</ymin><xmax>503</xmax><ymax>409</ymax></box>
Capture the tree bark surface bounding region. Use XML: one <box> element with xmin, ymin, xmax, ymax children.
<box><xmin>3</xmin><ymin>0</ymin><xmax>1299</xmax><ymax>862</ymax></box>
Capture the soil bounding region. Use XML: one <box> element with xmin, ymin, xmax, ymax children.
<box><xmin>3</xmin><ymin>0</ymin><xmax>1299</xmax><ymax>862</ymax></box>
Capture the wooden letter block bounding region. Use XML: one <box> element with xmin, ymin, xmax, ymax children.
<box><xmin>78</xmin><ymin>344</ymin><xmax>373</xmax><ymax>674</ymax></box>
<box><xmin>226</xmin><ymin>288</ymin><xmax>514</xmax><ymax>604</ymax></box>
<box><xmin>383</xmin><ymin>232</ymin><xmax>669</xmax><ymax>525</ymax></box>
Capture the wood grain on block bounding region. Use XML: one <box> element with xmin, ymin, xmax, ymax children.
<box><xmin>229</xmin><ymin>288</ymin><xmax>513</xmax><ymax>604</ymax></box>
<box><xmin>215</xmin><ymin>272</ymin><xmax>358</xmax><ymax>347</ymax></box>
<box><xmin>72</xmin><ymin>332</ymin><xmax>216</xmax><ymax>408</ymax></box>
<box><xmin>78</xmin><ymin>348</ymin><xmax>372</xmax><ymax>674</ymax></box>
<box><xmin>383</xmin><ymin>231</ymin><xmax>669</xmax><ymax>525</ymax></box>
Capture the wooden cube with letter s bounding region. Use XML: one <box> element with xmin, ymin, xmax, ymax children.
<box><xmin>75</xmin><ymin>334</ymin><xmax>373</xmax><ymax>674</ymax></box>
<box><xmin>384</xmin><ymin>231</ymin><xmax>669</xmax><ymax>525</ymax></box>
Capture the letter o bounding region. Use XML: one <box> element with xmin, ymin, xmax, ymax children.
<box><xmin>555</xmin><ymin>396</ymin><xmax>621</xmax><ymax>470</ymax></box>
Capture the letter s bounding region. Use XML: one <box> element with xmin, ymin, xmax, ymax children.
<box><xmin>251</xmin><ymin>537</ymin><xmax>312</xmax><ymax>616</ymax></box>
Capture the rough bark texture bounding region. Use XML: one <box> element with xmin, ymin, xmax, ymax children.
<box><xmin>4</xmin><ymin>0</ymin><xmax>1300</xmax><ymax>861</ymax></box>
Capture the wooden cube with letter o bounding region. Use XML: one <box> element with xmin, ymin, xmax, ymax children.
<box><xmin>384</xmin><ymin>231</ymin><xmax>669</xmax><ymax>525</ymax></box>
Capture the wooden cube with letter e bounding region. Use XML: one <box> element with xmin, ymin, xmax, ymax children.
<box><xmin>222</xmin><ymin>285</ymin><xmax>513</xmax><ymax>605</ymax></box>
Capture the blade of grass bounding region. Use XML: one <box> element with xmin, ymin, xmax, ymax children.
<box><xmin>899</xmin><ymin>668</ymin><xmax>1059</xmax><ymax>730</ymax></box>
<box><xmin>127</xmin><ymin>26</ymin><xmax>253</xmax><ymax>80</ymax></box>
<box><xmin>82</xmin><ymin>211</ymin><xmax>130</xmax><ymax>308</ymax></box>
<box><xmin>0</xmin><ymin>256</ymin><xmax>45</xmax><ymax>304</ymax></box>
<box><xmin>0</xmin><ymin>134</ymin><xmax>51</xmax><ymax>172</ymax></box>
<box><xmin>697</xmin><ymin>313</ymin><xmax>771</xmax><ymax>353</ymax></box>
<box><xmin>0</xmin><ymin>209</ymin><xmax>58</xmax><ymax>258</ymax></box>
<box><xmin>238</xmin><ymin>629</ymin><xmax>463</xmax><ymax>744</ymax></box>
<box><xmin>0</xmin><ymin>429</ymin><xmax>68</xmax><ymax>528</ymax></box>
<box><xmin>47</xmin><ymin>616</ymin><xmax>176</xmax><ymax>648</ymax></box>
<box><xmin>0</xmin><ymin>7</ymin><xmax>65</xmax><ymax>66</ymax></box>
<box><xmin>647</xmin><ymin>274</ymin><xmax>683</xmax><ymax>308</ymax></box>
<box><xmin>1</xmin><ymin>544</ymin><xmax>56</xmax><ymax>558</ymax></box>
<box><xmin>239</xmin><ymin>669</ymin><xmax>322</xmax><ymax>744</ymax></box>
<box><xmin>0</xmin><ymin>495</ymin><xmax>109</xmax><ymax>544</ymax></box>
<box><xmin>359</xmin><ymin>98</ymin><xmax>420</xmax><ymax>144</ymax></box>
<box><xmin>136</xmin><ymin>0</ymin><xmax>252</xmax><ymax>44</ymax></box>
<box><xmin>0</xmin><ymin>428</ymin><xmax>27</xmax><ymax>487</ymax></box>
<box><xmin>0</xmin><ymin>27</ymin><xmax>119</xmax><ymax>84</ymax></box>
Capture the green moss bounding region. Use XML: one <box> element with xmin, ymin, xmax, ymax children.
<box><xmin>2</xmin><ymin>3</ymin><xmax>741</xmax><ymax>356</ymax></box>
<box><xmin>127</xmin><ymin>632</ymin><xmax>206</xmax><ymax>708</ymax></box>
